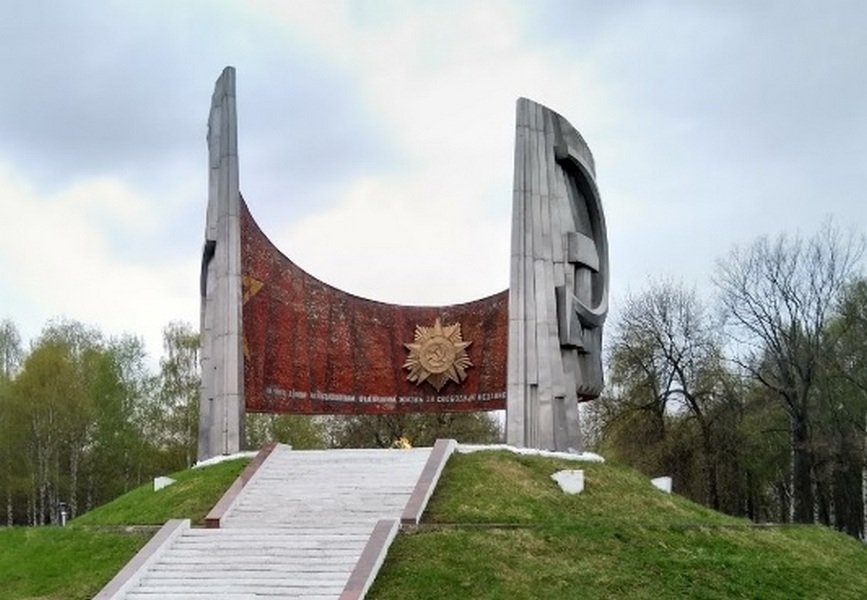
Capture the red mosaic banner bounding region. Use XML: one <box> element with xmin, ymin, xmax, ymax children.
<box><xmin>240</xmin><ymin>199</ymin><xmax>508</xmax><ymax>414</ymax></box>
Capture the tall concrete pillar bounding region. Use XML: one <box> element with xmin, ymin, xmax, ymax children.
<box><xmin>506</xmin><ymin>98</ymin><xmax>609</xmax><ymax>452</ymax></box>
<box><xmin>198</xmin><ymin>66</ymin><xmax>245</xmax><ymax>461</ymax></box>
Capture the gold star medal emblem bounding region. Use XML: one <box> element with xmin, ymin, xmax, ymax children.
<box><xmin>403</xmin><ymin>318</ymin><xmax>472</xmax><ymax>392</ymax></box>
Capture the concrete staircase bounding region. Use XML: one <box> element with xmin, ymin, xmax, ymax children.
<box><xmin>222</xmin><ymin>447</ymin><xmax>431</xmax><ymax>529</ymax></box>
<box><xmin>126</xmin><ymin>527</ymin><xmax>367</xmax><ymax>599</ymax></box>
<box><xmin>101</xmin><ymin>445</ymin><xmax>439</xmax><ymax>599</ymax></box>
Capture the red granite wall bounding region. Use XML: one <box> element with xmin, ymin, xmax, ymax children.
<box><xmin>241</xmin><ymin>199</ymin><xmax>508</xmax><ymax>414</ymax></box>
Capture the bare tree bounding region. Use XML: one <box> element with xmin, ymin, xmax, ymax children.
<box><xmin>0</xmin><ymin>319</ymin><xmax>22</xmax><ymax>379</ymax></box>
<box><xmin>0</xmin><ymin>319</ymin><xmax>22</xmax><ymax>524</ymax></box>
<box><xmin>715</xmin><ymin>222</ymin><xmax>864</xmax><ymax>523</ymax></box>
<box><xmin>822</xmin><ymin>278</ymin><xmax>867</xmax><ymax>537</ymax></box>
<box><xmin>158</xmin><ymin>322</ymin><xmax>200</xmax><ymax>467</ymax></box>
<box><xmin>608</xmin><ymin>279</ymin><xmax>727</xmax><ymax>508</ymax></box>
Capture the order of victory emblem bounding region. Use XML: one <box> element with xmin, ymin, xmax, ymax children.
<box><xmin>403</xmin><ymin>319</ymin><xmax>473</xmax><ymax>392</ymax></box>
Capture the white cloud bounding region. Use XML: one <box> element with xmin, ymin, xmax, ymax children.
<box><xmin>281</xmin><ymin>174</ymin><xmax>509</xmax><ymax>305</ymax></box>
<box><xmin>3</xmin><ymin>0</ymin><xmax>865</xmax><ymax>369</ymax></box>
<box><xmin>247</xmin><ymin>0</ymin><xmax>616</xmax><ymax>305</ymax></box>
<box><xmin>0</xmin><ymin>164</ymin><xmax>197</xmax><ymax>358</ymax></box>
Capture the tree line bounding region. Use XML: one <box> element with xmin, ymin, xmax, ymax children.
<box><xmin>0</xmin><ymin>320</ymin><xmax>200</xmax><ymax>525</ymax></box>
<box><xmin>1</xmin><ymin>220</ymin><xmax>863</xmax><ymax>536</ymax></box>
<box><xmin>588</xmin><ymin>222</ymin><xmax>866</xmax><ymax>539</ymax></box>
<box><xmin>0</xmin><ymin>319</ymin><xmax>498</xmax><ymax>526</ymax></box>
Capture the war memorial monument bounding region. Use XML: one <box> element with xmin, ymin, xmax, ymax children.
<box><xmin>198</xmin><ymin>67</ymin><xmax>609</xmax><ymax>461</ymax></box>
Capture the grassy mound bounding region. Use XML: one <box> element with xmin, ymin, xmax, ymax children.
<box><xmin>0</xmin><ymin>528</ymin><xmax>149</xmax><ymax>600</ymax></box>
<box><xmin>369</xmin><ymin>451</ymin><xmax>867</xmax><ymax>600</ymax></box>
<box><xmin>5</xmin><ymin>451</ymin><xmax>864</xmax><ymax>599</ymax></box>
<box><xmin>0</xmin><ymin>457</ymin><xmax>250</xmax><ymax>599</ymax></box>
<box><xmin>71</xmin><ymin>457</ymin><xmax>250</xmax><ymax>527</ymax></box>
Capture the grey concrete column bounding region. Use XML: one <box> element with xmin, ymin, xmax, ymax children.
<box><xmin>198</xmin><ymin>66</ymin><xmax>245</xmax><ymax>461</ymax></box>
<box><xmin>506</xmin><ymin>98</ymin><xmax>609</xmax><ymax>452</ymax></box>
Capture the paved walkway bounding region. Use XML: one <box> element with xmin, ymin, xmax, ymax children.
<box><xmin>118</xmin><ymin>445</ymin><xmax>432</xmax><ymax>599</ymax></box>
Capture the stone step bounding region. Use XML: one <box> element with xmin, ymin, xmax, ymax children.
<box><xmin>183</xmin><ymin>527</ymin><xmax>373</xmax><ymax>536</ymax></box>
<box><xmin>124</xmin><ymin>590</ymin><xmax>339</xmax><ymax>600</ymax></box>
<box><xmin>129</xmin><ymin>585</ymin><xmax>344</xmax><ymax>596</ymax></box>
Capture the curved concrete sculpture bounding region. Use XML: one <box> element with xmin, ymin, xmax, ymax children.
<box><xmin>198</xmin><ymin>69</ymin><xmax>607</xmax><ymax>460</ymax></box>
<box><xmin>506</xmin><ymin>98</ymin><xmax>609</xmax><ymax>452</ymax></box>
<box><xmin>198</xmin><ymin>68</ymin><xmax>508</xmax><ymax>460</ymax></box>
<box><xmin>241</xmin><ymin>199</ymin><xmax>508</xmax><ymax>416</ymax></box>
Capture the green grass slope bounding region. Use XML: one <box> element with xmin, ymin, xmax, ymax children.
<box><xmin>0</xmin><ymin>528</ymin><xmax>149</xmax><ymax>600</ymax></box>
<box><xmin>72</xmin><ymin>457</ymin><xmax>250</xmax><ymax>527</ymax></box>
<box><xmin>0</xmin><ymin>457</ymin><xmax>250</xmax><ymax>600</ymax></box>
<box><xmin>369</xmin><ymin>451</ymin><xmax>867</xmax><ymax>600</ymax></box>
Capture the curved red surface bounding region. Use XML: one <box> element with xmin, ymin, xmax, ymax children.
<box><xmin>241</xmin><ymin>199</ymin><xmax>508</xmax><ymax>414</ymax></box>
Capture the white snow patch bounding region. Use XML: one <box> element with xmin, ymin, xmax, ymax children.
<box><xmin>153</xmin><ymin>476</ymin><xmax>176</xmax><ymax>491</ymax></box>
<box><xmin>651</xmin><ymin>476</ymin><xmax>672</xmax><ymax>493</ymax></box>
<box><xmin>456</xmin><ymin>444</ymin><xmax>604</xmax><ymax>463</ymax></box>
<box><xmin>551</xmin><ymin>469</ymin><xmax>585</xmax><ymax>494</ymax></box>
<box><xmin>193</xmin><ymin>450</ymin><xmax>260</xmax><ymax>469</ymax></box>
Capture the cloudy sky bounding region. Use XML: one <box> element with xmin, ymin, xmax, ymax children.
<box><xmin>1</xmin><ymin>0</ymin><xmax>865</xmax><ymax>362</ymax></box>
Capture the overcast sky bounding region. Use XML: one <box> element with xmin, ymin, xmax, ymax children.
<box><xmin>1</xmin><ymin>0</ymin><xmax>865</xmax><ymax>363</ymax></box>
